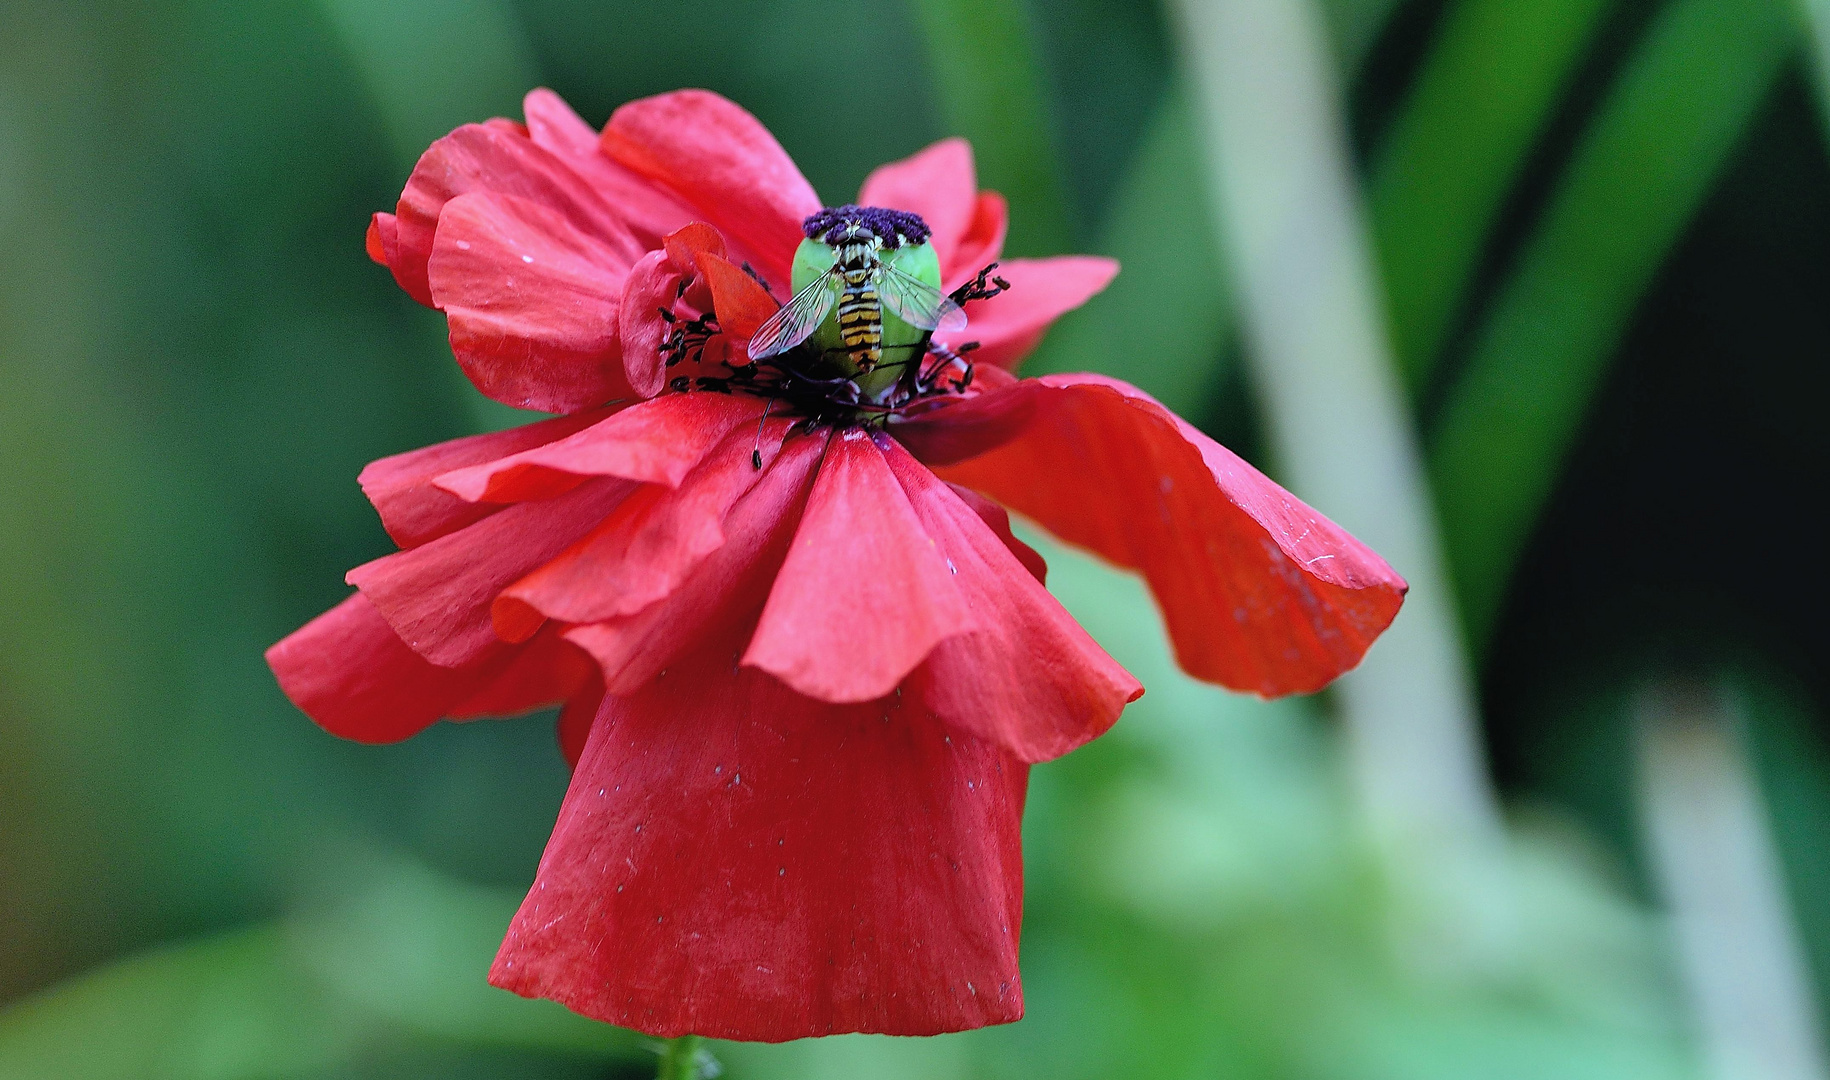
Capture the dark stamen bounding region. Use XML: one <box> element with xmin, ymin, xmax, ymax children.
<box><xmin>801</xmin><ymin>205</ymin><xmax>931</xmax><ymax>249</ymax></box>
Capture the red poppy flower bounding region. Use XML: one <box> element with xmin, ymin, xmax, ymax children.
<box><xmin>268</xmin><ymin>88</ymin><xmax>1406</xmax><ymax>1042</ymax></box>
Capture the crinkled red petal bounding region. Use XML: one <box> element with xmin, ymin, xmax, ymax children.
<box><xmin>428</xmin><ymin>190</ymin><xmax>641</xmax><ymax>414</ymax></box>
<box><xmin>433</xmin><ymin>392</ymin><xmax>763</xmax><ymax>504</ymax></box>
<box><xmin>489</xmin><ymin>627</ymin><xmax>1028</xmax><ymax>1041</ymax></box>
<box><xmin>693</xmin><ymin>251</ymin><xmax>777</xmax><ymax>343</ymax></box>
<box><xmin>935</xmin><ymin>256</ymin><xmax>1118</xmax><ymax>372</ymax></box>
<box><xmin>497</xmin><ymin>417</ymin><xmax>795</xmax><ymax>628</ymax></box>
<box><xmin>390</xmin><ymin>122</ymin><xmax>645</xmax><ymax>307</ymax></box>
<box><xmin>943</xmin><ymin>191</ymin><xmax>1008</xmax><ymax>294</ymax></box>
<box><xmin>744</xmin><ymin>430</ymin><xmax>977</xmax><ymax>704</ymax></box>
<box><xmin>447</xmin><ymin>623</ymin><xmax>596</xmax><ymax>719</ymax></box>
<box><xmin>564</xmin><ymin>428</ymin><xmax>828</xmax><ymax>696</ymax></box>
<box><xmin>366</xmin><ymin>212</ymin><xmax>398</xmax><ymax>267</ymax></box>
<box><xmin>601</xmin><ymin>90</ymin><xmax>820</xmax><ymax>290</ymax></box>
<box><xmin>884</xmin><ymin>442</ymin><xmax>1142</xmax><ymax>763</ymax></box>
<box><xmin>265</xmin><ymin>593</ymin><xmax>583</xmax><ymax>743</ymax></box>
<box><xmin>347</xmin><ymin>477</ymin><xmax>636</xmax><ymax>668</ymax></box>
<box><xmin>858</xmin><ymin>138</ymin><xmax>978</xmax><ymax>274</ymax></box>
<box><xmin>944</xmin><ymin>482</ymin><xmax>1048</xmax><ymax>584</ymax></box>
<box><xmin>915</xmin><ymin>374</ymin><xmax>1408</xmax><ymax>696</ymax></box>
<box><xmin>520</xmin><ymin>88</ymin><xmax>696</xmax><ymax>251</ymax></box>
<box><xmin>357</xmin><ymin>408</ymin><xmax>617</xmax><ymax>549</ymax></box>
<box><xmin>616</xmin><ymin>249</ymin><xmax>680</xmax><ymax>399</ymax></box>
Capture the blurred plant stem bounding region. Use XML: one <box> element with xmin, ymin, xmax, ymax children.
<box><xmin>1167</xmin><ymin>0</ymin><xmax>1511</xmax><ymax>973</ymax></box>
<box><xmin>907</xmin><ymin>0</ymin><xmax>1075</xmax><ymax>255</ymax></box>
<box><xmin>657</xmin><ymin>1034</ymin><xmax>704</xmax><ymax>1080</ymax></box>
<box><xmin>317</xmin><ymin>0</ymin><xmax>539</xmax><ymax>434</ymax></box>
<box><xmin>1799</xmin><ymin>0</ymin><xmax>1830</xmax><ymax>126</ymax></box>
<box><xmin>1634</xmin><ymin>678</ymin><xmax>1830</xmax><ymax>1080</ymax></box>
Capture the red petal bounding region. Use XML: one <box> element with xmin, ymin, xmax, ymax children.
<box><xmin>347</xmin><ymin>478</ymin><xmax>636</xmax><ymax>668</ymax></box>
<box><xmin>694</xmin><ymin>251</ymin><xmax>777</xmax><ymax>341</ymax></box>
<box><xmin>885</xmin><ymin>444</ymin><xmax>1141</xmax><ymax>763</ymax></box>
<box><xmin>943</xmin><ymin>191</ymin><xmax>1008</xmax><ymax>293</ymax></box>
<box><xmin>447</xmin><ymin>624</ymin><xmax>595</xmax><ymax>719</ymax></box>
<box><xmin>602</xmin><ymin>90</ymin><xmax>820</xmax><ymax>287</ymax></box>
<box><xmin>489</xmin><ymin>628</ymin><xmax>1028</xmax><ymax>1041</ymax></box>
<box><xmin>497</xmin><ymin>416</ymin><xmax>795</xmax><ymax>627</ymax></box>
<box><xmin>662</xmin><ymin>221</ymin><xmax>725</xmax><ymax>270</ymax></box>
<box><xmin>944</xmin><ymin>482</ymin><xmax>1047</xmax><ymax>584</ymax></box>
<box><xmin>366</xmin><ymin>212</ymin><xmax>398</xmax><ymax>267</ymax></box>
<box><xmin>521</xmin><ymin>88</ymin><xmax>696</xmax><ymax>250</ymax></box>
<box><xmin>616</xmin><ymin>250</ymin><xmax>680</xmax><ymax>399</ymax></box>
<box><xmin>858</xmin><ymin>139</ymin><xmax>977</xmax><ymax>273</ymax></box>
<box><xmin>267</xmin><ymin>593</ymin><xmax>479</xmax><ymax>743</ymax></box>
<box><xmin>434</xmin><ymin>392</ymin><xmax>762</xmax><ymax>504</ymax></box>
<box><xmin>889</xmin><ymin>365</ymin><xmax>1034</xmax><ymax>469</ymax></box>
<box><xmin>358</xmin><ymin>408</ymin><xmax>616</xmax><ymax>548</ymax></box>
<box><xmin>935</xmin><ymin>256</ymin><xmax>1117</xmax><ymax>372</ymax></box>
<box><xmin>428</xmin><ymin>191</ymin><xmax>638</xmax><ymax>414</ymax></box>
<box><xmin>928</xmin><ymin>375</ymin><xmax>1407</xmax><ymax>696</ymax></box>
<box><xmin>391</xmin><ymin>123</ymin><xmax>645</xmax><ymax>307</ymax></box>
<box><xmin>744</xmin><ymin>431</ymin><xmax>977</xmax><ymax>704</ymax></box>
<box><xmin>555</xmin><ymin>672</ymin><xmax>604</xmax><ymax>768</ymax></box>
<box><xmin>565</xmin><ymin>429</ymin><xmax>828</xmax><ymax>696</ymax></box>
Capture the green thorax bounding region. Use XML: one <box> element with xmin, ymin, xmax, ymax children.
<box><xmin>790</xmin><ymin>236</ymin><xmax>944</xmax><ymax>402</ymax></box>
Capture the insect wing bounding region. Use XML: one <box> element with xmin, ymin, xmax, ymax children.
<box><xmin>747</xmin><ymin>271</ymin><xmax>839</xmax><ymax>359</ymax></box>
<box><xmin>879</xmin><ymin>262</ymin><xmax>968</xmax><ymax>333</ymax></box>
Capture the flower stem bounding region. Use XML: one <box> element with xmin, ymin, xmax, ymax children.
<box><xmin>657</xmin><ymin>1035</ymin><xmax>702</xmax><ymax>1080</ymax></box>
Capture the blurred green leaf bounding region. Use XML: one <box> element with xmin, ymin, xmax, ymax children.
<box><xmin>907</xmin><ymin>0</ymin><xmax>1076</xmax><ymax>254</ymax></box>
<box><xmin>317</xmin><ymin>0</ymin><xmax>541</xmax><ymax>435</ymax></box>
<box><xmin>1023</xmin><ymin>82</ymin><xmax>1232</xmax><ymax>416</ymax></box>
<box><xmin>1429</xmin><ymin>0</ymin><xmax>1794</xmax><ymax>650</ymax></box>
<box><xmin>0</xmin><ymin>859</ymin><xmax>638</xmax><ymax>1079</ymax></box>
<box><xmin>0</xmin><ymin>927</ymin><xmax>357</xmax><ymax>1080</ymax></box>
<box><xmin>1372</xmin><ymin>0</ymin><xmax>1614</xmax><ymax>390</ymax></box>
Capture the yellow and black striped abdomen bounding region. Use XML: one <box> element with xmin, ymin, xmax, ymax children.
<box><xmin>835</xmin><ymin>267</ymin><xmax>882</xmax><ymax>370</ymax></box>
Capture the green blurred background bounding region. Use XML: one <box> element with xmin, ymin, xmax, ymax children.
<box><xmin>4</xmin><ymin>0</ymin><xmax>1830</xmax><ymax>1075</ymax></box>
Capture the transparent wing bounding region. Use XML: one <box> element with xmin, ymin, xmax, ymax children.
<box><xmin>879</xmin><ymin>262</ymin><xmax>968</xmax><ymax>333</ymax></box>
<box><xmin>747</xmin><ymin>271</ymin><xmax>840</xmax><ymax>360</ymax></box>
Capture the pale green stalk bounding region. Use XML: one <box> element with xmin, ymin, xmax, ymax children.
<box><xmin>1165</xmin><ymin>0</ymin><xmax>1510</xmax><ymax>971</ymax></box>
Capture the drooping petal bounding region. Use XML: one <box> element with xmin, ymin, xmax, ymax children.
<box><xmin>358</xmin><ymin>408</ymin><xmax>616</xmax><ymax>548</ymax></box>
<box><xmin>935</xmin><ymin>257</ymin><xmax>1118</xmax><ymax>372</ymax></box>
<box><xmin>428</xmin><ymin>191</ymin><xmax>641</xmax><ymax>414</ymax></box>
<box><xmin>447</xmin><ymin>624</ymin><xmax>596</xmax><ymax>720</ymax></box>
<box><xmin>555</xmin><ymin>672</ymin><xmax>604</xmax><ymax>768</ymax></box>
<box><xmin>942</xmin><ymin>191</ymin><xmax>1008</xmax><ymax>293</ymax></box>
<box><xmin>565</xmin><ymin>429</ymin><xmax>828</xmax><ymax>696</ymax></box>
<box><xmin>694</xmin><ymin>251</ymin><xmax>778</xmax><ymax>342</ymax></box>
<box><xmin>744</xmin><ymin>430</ymin><xmax>977</xmax><ymax>704</ymax></box>
<box><xmin>601</xmin><ymin>90</ymin><xmax>820</xmax><ymax>288</ymax></box>
<box><xmin>858</xmin><ymin>138</ymin><xmax>977</xmax><ymax>271</ymax></box>
<box><xmin>490</xmin><ymin>627</ymin><xmax>1028</xmax><ymax>1042</ymax></box>
<box><xmin>617</xmin><ymin>249</ymin><xmax>681</xmax><ymax>393</ymax></box>
<box><xmin>496</xmin><ymin>417</ymin><xmax>795</xmax><ymax>630</ymax></box>
<box><xmin>944</xmin><ymin>482</ymin><xmax>1047</xmax><ymax>584</ymax></box>
<box><xmin>347</xmin><ymin>478</ymin><xmax>636</xmax><ymax>668</ymax></box>
<box><xmin>916</xmin><ymin>374</ymin><xmax>1408</xmax><ymax>697</ymax></box>
<box><xmin>884</xmin><ymin>443</ymin><xmax>1142</xmax><ymax>763</ymax></box>
<box><xmin>390</xmin><ymin>123</ymin><xmax>645</xmax><ymax>306</ymax></box>
<box><xmin>520</xmin><ymin>88</ymin><xmax>696</xmax><ymax>249</ymax></box>
<box><xmin>366</xmin><ymin>212</ymin><xmax>399</xmax><ymax>268</ymax></box>
<box><xmin>434</xmin><ymin>392</ymin><xmax>763</xmax><ymax>504</ymax></box>
<box><xmin>267</xmin><ymin>593</ymin><xmax>480</xmax><ymax>743</ymax></box>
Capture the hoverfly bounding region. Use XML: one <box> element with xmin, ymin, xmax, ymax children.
<box><xmin>748</xmin><ymin>210</ymin><xmax>969</xmax><ymax>373</ymax></box>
